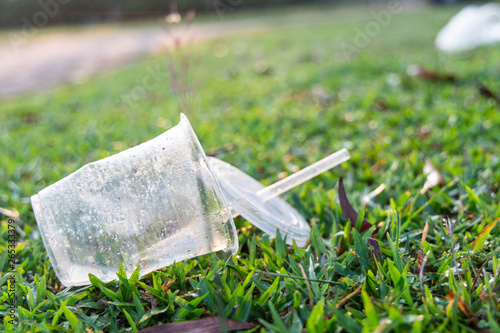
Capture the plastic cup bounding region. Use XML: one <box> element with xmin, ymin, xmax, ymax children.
<box><xmin>31</xmin><ymin>114</ymin><xmax>237</xmax><ymax>287</ymax></box>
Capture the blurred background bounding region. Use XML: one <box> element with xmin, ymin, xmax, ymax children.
<box><xmin>0</xmin><ymin>0</ymin><xmax>473</xmax><ymax>28</ymax></box>
<box><xmin>0</xmin><ymin>0</ymin><xmax>485</xmax><ymax>99</ymax></box>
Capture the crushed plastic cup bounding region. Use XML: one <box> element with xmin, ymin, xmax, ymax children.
<box><xmin>31</xmin><ymin>114</ymin><xmax>237</xmax><ymax>286</ymax></box>
<box><xmin>32</xmin><ymin>113</ymin><xmax>351</xmax><ymax>286</ymax></box>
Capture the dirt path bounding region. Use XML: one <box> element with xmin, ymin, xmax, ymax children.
<box><xmin>0</xmin><ymin>19</ymin><xmax>277</xmax><ymax>99</ymax></box>
<box><xmin>0</xmin><ymin>4</ymin><xmax>427</xmax><ymax>99</ymax></box>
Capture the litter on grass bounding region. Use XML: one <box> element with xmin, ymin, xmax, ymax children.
<box><xmin>435</xmin><ymin>3</ymin><xmax>500</xmax><ymax>52</ymax></box>
<box><xmin>31</xmin><ymin>113</ymin><xmax>350</xmax><ymax>286</ymax></box>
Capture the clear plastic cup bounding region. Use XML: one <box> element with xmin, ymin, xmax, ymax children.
<box><xmin>31</xmin><ymin>114</ymin><xmax>237</xmax><ymax>287</ymax></box>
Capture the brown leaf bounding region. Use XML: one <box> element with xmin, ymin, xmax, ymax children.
<box><xmin>335</xmin><ymin>285</ymin><xmax>363</xmax><ymax>309</ymax></box>
<box><xmin>446</xmin><ymin>291</ymin><xmax>477</xmax><ymax>325</ymax></box>
<box><xmin>414</xmin><ymin>250</ymin><xmax>424</xmax><ymax>274</ymax></box>
<box><xmin>478</xmin><ymin>83</ymin><xmax>500</xmax><ymax>103</ymax></box>
<box><xmin>415</xmin><ymin>250</ymin><xmax>434</xmax><ymax>275</ymax></box>
<box><xmin>407</xmin><ymin>65</ymin><xmax>456</xmax><ymax>82</ymax></box>
<box><xmin>421</xmin><ymin>221</ymin><xmax>429</xmax><ymax>249</ymax></box>
<box><xmin>338</xmin><ymin>178</ymin><xmax>373</xmax><ymax>232</ymax></box>
<box><xmin>370</xmin><ymin>158</ymin><xmax>388</xmax><ymax>173</ymax></box>
<box><xmin>0</xmin><ymin>207</ymin><xmax>20</xmax><ymax>220</ymax></box>
<box><xmin>206</xmin><ymin>144</ymin><xmax>238</xmax><ymax>157</ymax></box>
<box><xmin>298</xmin><ymin>262</ymin><xmax>314</xmax><ymax>309</ymax></box>
<box><xmin>138</xmin><ymin>317</ymin><xmax>257</xmax><ymax>333</ymax></box>
<box><xmin>375</xmin><ymin>100</ymin><xmax>388</xmax><ymax>111</ymax></box>
<box><xmin>161</xmin><ymin>279</ymin><xmax>175</xmax><ymax>293</ymax></box>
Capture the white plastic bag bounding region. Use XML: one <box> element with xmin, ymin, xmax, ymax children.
<box><xmin>435</xmin><ymin>3</ymin><xmax>500</xmax><ymax>52</ymax></box>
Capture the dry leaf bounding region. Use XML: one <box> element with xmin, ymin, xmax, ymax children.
<box><xmin>138</xmin><ymin>317</ymin><xmax>257</xmax><ymax>333</ymax></box>
<box><xmin>161</xmin><ymin>279</ymin><xmax>175</xmax><ymax>293</ymax></box>
<box><xmin>298</xmin><ymin>262</ymin><xmax>314</xmax><ymax>309</ymax></box>
<box><xmin>0</xmin><ymin>207</ymin><xmax>20</xmax><ymax>220</ymax></box>
<box><xmin>478</xmin><ymin>83</ymin><xmax>500</xmax><ymax>103</ymax></box>
<box><xmin>415</xmin><ymin>250</ymin><xmax>424</xmax><ymax>274</ymax></box>
<box><xmin>375</xmin><ymin>100</ymin><xmax>388</xmax><ymax>111</ymax></box>
<box><xmin>420</xmin><ymin>159</ymin><xmax>444</xmax><ymax>194</ymax></box>
<box><xmin>407</xmin><ymin>65</ymin><xmax>456</xmax><ymax>82</ymax></box>
<box><xmin>415</xmin><ymin>250</ymin><xmax>434</xmax><ymax>275</ymax></box>
<box><xmin>446</xmin><ymin>291</ymin><xmax>477</xmax><ymax>325</ymax></box>
<box><xmin>338</xmin><ymin>178</ymin><xmax>373</xmax><ymax>232</ymax></box>
<box><xmin>370</xmin><ymin>158</ymin><xmax>388</xmax><ymax>173</ymax></box>
<box><xmin>421</xmin><ymin>221</ymin><xmax>429</xmax><ymax>249</ymax></box>
<box><xmin>335</xmin><ymin>285</ymin><xmax>363</xmax><ymax>309</ymax></box>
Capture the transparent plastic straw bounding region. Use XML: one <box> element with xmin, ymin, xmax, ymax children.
<box><xmin>256</xmin><ymin>148</ymin><xmax>350</xmax><ymax>202</ymax></box>
<box><xmin>230</xmin><ymin>148</ymin><xmax>350</xmax><ymax>219</ymax></box>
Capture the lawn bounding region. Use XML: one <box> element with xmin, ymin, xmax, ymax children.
<box><xmin>1</xmin><ymin>3</ymin><xmax>500</xmax><ymax>332</ymax></box>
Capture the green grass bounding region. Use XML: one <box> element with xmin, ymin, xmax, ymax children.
<box><xmin>2</xmin><ymin>4</ymin><xmax>500</xmax><ymax>332</ymax></box>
